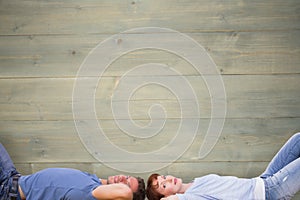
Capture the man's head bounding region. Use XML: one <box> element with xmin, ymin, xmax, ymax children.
<box><xmin>108</xmin><ymin>175</ymin><xmax>145</xmax><ymax>200</ymax></box>
<box><xmin>133</xmin><ymin>177</ymin><xmax>146</xmax><ymax>200</ymax></box>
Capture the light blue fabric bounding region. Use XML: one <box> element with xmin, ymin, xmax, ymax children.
<box><xmin>0</xmin><ymin>143</ymin><xmax>21</xmax><ymax>200</ymax></box>
<box><xmin>176</xmin><ymin>174</ymin><xmax>257</xmax><ymax>200</ymax></box>
<box><xmin>176</xmin><ymin>132</ymin><xmax>300</xmax><ymax>200</ymax></box>
<box><xmin>260</xmin><ymin>132</ymin><xmax>300</xmax><ymax>200</ymax></box>
<box><xmin>19</xmin><ymin>168</ymin><xmax>101</xmax><ymax>200</ymax></box>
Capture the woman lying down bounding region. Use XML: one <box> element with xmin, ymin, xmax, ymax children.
<box><xmin>147</xmin><ymin>132</ymin><xmax>300</xmax><ymax>200</ymax></box>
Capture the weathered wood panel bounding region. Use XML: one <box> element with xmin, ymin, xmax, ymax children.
<box><xmin>0</xmin><ymin>31</ymin><xmax>299</xmax><ymax>78</ymax></box>
<box><xmin>0</xmin><ymin>0</ymin><xmax>299</xmax><ymax>35</ymax></box>
<box><xmin>0</xmin><ymin>75</ymin><xmax>299</xmax><ymax>121</ymax></box>
<box><xmin>0</xmin><ymin>0</ymin><xmax>299</xmax><ymax>198</ymax></box>
<box><xmin>1</xmin><ymin>119</ymin><xmax>298</xmax><ymax>163</ymax></box>
<box><xmin>13</xmin><ymin>162</ymin><xmax>269</xmax><ymax>179</ymax></box>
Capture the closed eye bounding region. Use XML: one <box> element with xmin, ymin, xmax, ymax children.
<box><xmin>126</xmin><ymin>176</ymin><xmax>131</xmax><ymax>188</ymax></box>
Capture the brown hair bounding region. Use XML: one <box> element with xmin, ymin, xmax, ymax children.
<box><xmin>133</xmin><ymin>177</ymin><xmax>146</xmax><ymax>200</ymax></box>
<box><xmin>146</xmin><ymin>173</ymin><xmax>164</xmax><ymax>200</ymax></box>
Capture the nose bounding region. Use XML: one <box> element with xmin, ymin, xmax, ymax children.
<box><xmin>165</xmin><ymin>176</ymin><xmax>175</xmax><ymax>184</ymax></box>
<box><xmin>119</xmin><ymin>175</ymin><xmax>127</xmax><ymax>183</ymax></box>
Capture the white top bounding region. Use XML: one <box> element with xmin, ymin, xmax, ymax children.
<box><xmin>253</xmin><ymin>177</ymin><xmax>265</xmax><ymax>200</ymax></box>
<box><xmin>176</xmin><ymin>174</ymin><xmax>266</xmax><ymax>200</ymax></box>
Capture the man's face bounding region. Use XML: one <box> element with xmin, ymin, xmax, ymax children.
<box><xmin>108</xmin><ymin>175</ymin><xmax>139</xmax><ymax>193</ymax></box>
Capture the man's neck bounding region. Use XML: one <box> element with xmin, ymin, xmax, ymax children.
<box><xmin>100</xmin><ymin>179</ymin><xmax>108</xmax><ymax>185</ymax></box>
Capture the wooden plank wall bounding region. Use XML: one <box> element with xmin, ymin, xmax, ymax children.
<box><xmin>0</xmin><ymin>0</ymin><xmax>300</xmax><ymax>198</ymax></box>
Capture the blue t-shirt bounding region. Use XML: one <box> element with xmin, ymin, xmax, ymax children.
<box><xmin>176</xmin><ymin>174</ymin><xmax>258</xmax><ymax>200</ymax></box>
<box><xmin>19</xmin><ymin>168</ymin><xmax>101</xmax><ymax>200</ymax></box>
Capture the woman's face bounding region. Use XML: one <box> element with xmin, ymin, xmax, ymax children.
<box><xmin>152</xmin><ymin>175</ymin><xmax>182</xmax><ymax>197</ymax></box>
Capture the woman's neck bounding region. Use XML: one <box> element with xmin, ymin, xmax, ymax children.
<box><xmin>177</xmin><ymin>182</ymin><xmax>193</xmax><ymax>193</ymax></box>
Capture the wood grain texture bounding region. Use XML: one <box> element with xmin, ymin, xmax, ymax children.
<box><xmin>0</xmin><ymin>31</ymin><xmax>299</xmax><ymax>78</ymax></box>
<box><xmin>0</xmin><ymin>0</ymin><xmax>299</xmax><ymax>198</ymax></box>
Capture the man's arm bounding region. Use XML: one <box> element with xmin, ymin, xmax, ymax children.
<box><xmin>92</xmin><ymin>183</ymin><xmax>133</xmax><ymax>200</ymax></box>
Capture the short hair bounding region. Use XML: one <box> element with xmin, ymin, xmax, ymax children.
<box><xmin>146</xmin><ymin>173</ymin><xmax>164</xmax><ymax>200</ymax></box>
<box><xmin>133</xmin><ymin>177</ymin><xmax>146</xmax><ymax>200</ymax></box>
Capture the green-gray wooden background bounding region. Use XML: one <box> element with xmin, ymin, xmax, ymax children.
<box><xmin>1</xmin><ymin>0</ymin><xmax>300</xmax><ymax>199</ymax></box>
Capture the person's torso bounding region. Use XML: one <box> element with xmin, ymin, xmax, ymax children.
<box><xmin>177</xmin><ymin>174</ymin><xmax>257</xmax><ymax>200</ymax></box>
<box><xmin>19</xmin><ymin>168</ymin><xmax>101</xmax><ymax>200</ymax></box>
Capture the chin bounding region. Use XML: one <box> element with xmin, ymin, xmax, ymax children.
<box><xmin>176</xmin><ymin>177</ymin><xmax>182</xmax><ymax>184</ymax></box>
<box><xmin>108</xmin><ymin>176</ymin><xmax>114</xmax><ymax>184</ymax></box>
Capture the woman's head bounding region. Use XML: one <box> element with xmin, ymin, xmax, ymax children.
<box><xmin>146</xmin><ymin>173</ymin><xmax>183</xmax><ymax>200</ymax></box>
<box><xmin>146</xmin><ymin>174</ymin><xmax>164</xmax><ymax>200</ymax></box>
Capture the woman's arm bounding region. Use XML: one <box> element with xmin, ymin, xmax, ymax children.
<box><xmin>92</xmin><ymin>183</ymin><xmax>133</xmax><ymax>200</ymax></box>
